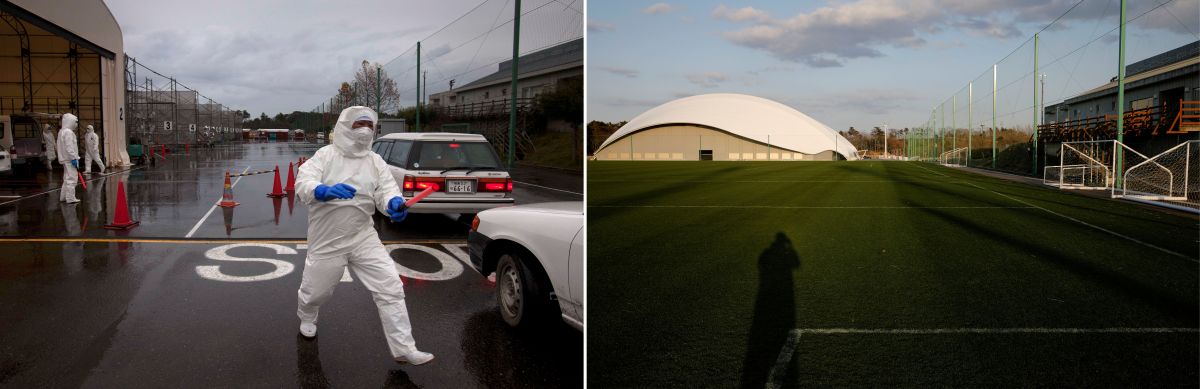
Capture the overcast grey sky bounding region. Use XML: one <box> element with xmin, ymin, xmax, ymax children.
<box><xmin>106</xmin><ymin>0</ymin><xmax>486</xmax><ymax>116</ymax></box>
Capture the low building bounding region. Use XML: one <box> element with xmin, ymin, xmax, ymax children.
<box><xmin>428</xmin><ymin>38</ymin><xmax>582</xmax><ymax>109</ymax></box>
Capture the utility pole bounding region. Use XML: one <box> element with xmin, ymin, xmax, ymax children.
<box><xmin>507</xmin><ymin>0</ymin><xmax>522</xmax><ymax>169</ymax></box>
<box><xmin>376</xmin><ymin>66</ymin><xmax>382</xmax><ymax>115</ymax></box>
<box><xmin>416</xmin><ymin>41</ymin><xmax>421</xmax><ymax>132</ymax></box>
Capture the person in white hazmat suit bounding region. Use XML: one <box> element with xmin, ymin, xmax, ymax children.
<box><xmin>294</xmin><ymin>106</ymin><xmax>434</xmax><ymax>365</ymax></box>
<box><xmin>83</xmin><ymin>125</ymin><xmax>105</xmax><ymax>174</ymax></box>
<box><xmin>42</xmin><ymin>124</ymin><xmax>57</xmax><ymax>170</ymax></box>
<box><xmin>56</xmin><ymin>114</ymin><xmax>81</xmax><ymax>204</ymax></box>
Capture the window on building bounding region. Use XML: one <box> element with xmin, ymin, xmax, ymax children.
<box><xmin>501</xmin><ymin>88</ymin><xmax>507</xmax><ymax>96</ymax></box>
<box><xmin>484</xmin><ymin>91</ymin><xmax>489</xmax><ymax>99</ymax></box>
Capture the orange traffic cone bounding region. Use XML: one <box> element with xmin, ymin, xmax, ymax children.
<box><xmin>284</xmin><ymin>162</ymin><xmax>296</xmax><ymax>193</ymax></box>
<box><xmin>218</xmin><ymin>171</ymin><xmax>239</xmax><ymax>207</ymax></box>
<box><xmin>78</xmin><ymin>171</ymin><xmax>87</xmax><ymax>191</ymax></box>
<box><xmin>267</xmin><ymin>165</ymin><xmax>286</xmax><ymax>198</ymax></box>
<box><xmin>103</xmin><ymin>180</ymin><xmax>139</xmax><ymax>230</ymax></box>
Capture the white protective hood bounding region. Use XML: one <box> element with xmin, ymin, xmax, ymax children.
<box><xmin>331</xmin><ymin>106</ymin><xmax>378</xmax><ymax>158</ymax></box>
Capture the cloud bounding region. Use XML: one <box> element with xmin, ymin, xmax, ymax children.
<box><xmin>588</xmin><ymin>20</ymin><xmax>615</xmax><ymax>33</ymax></box>
<box><xmin>711</xmin><ymin>0</ymin><xmax>1197</xmax><ymax>68</ymax></box>
<box><xmin>685</xmin><ymin>72</ymin><xmax>728</xmax><ymax>88</ymax></box>
<box><xmin>599</xmin><ymin>66</ymin><xmax>639</xmax><ymax>78</ymax></box>
<box><xmin>712</xmin><ymin>5</ymin><xmax>770</xmax><ymax>23</ymax></box>
<box><xmin>789</xmin><ymin>88</ymin><xmax>920</xmax><ymax>116</ymax></box>
<box><xmin>642</xmin><ymin>3</ymin><xmax>680</xmax><ymax>15</ymax></box>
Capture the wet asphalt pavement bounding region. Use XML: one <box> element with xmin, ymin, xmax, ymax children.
<box><xmin>0</xmin><ymin>142</ymin><xmax>583</xmax><ymax>388</ymax></box>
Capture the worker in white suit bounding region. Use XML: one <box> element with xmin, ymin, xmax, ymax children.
<box><xmin>56</xmin><ymin>114</ymin><xmax>80</xmax><ymax>204</ymax></box>
<box><xmin>82</xmin><ymin>125</ymin><xmax>105</xmax><ymax>174</ymax></box>
<box><xmin>42</xmin><ymin>124</ymin><xmax>57</xmax><ymax>170</ymax></box>
<box><xmin>294</xmin><ymin>106</ymin><xmax>433</xmax><ymax>365</ymax></box>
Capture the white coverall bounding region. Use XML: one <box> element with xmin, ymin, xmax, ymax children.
<box><xmin>295</xmin><ymin>106</ymin><xmax>421</xmax><ymax>358</ymax></box>
<box><xmin>83</xmin><ymin>125</ymin><xmax>104</xmax><ymax>174</ymax></box>
<box><xmin>42</xmin><ymin>125</ymin><xmax>56</xmax><ymax>169</ymax></box>
<box><xmin>56</xmin><ymin>114</ymin><xmax>80</xmax><ymax>203</ymax></box>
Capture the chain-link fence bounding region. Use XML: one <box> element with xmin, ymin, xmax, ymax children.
<box><xmin>306</xmin><ymin>0</ymin><xmax>583</xmax><ymax>167</ymax></box>
<box><xmin>909</xmin><ymin>0</ymin><xmax>1199</xmax><ymax>182</ymax></box>
<box><xmin>125</xmin><ymin>56</ymin><xmax>244</xmax><ymax>148</ymax></box>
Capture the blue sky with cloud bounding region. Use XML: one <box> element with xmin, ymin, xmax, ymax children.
<box><xmin>587</xmin><ymin>0</ymin><xmax>1199</xmax><ymax>131</ymax></box>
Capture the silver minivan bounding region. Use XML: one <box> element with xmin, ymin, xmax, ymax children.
<box><xmin>372</xmin><ymin>132</ymin><xmax>514</xmax><ymax>215</ymax></box>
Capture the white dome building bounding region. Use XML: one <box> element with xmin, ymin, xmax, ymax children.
<box><xmin>594</xmin><ymin>94</ymin><xmax>859</xmax><ymax>161</ymax></box>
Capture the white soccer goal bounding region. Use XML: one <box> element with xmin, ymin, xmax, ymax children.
<box><xmin>1044</xmin><ymin>140</ymin><xmax>1116</xmax><ymax>191</ymax></box>
<box><xmin>1119</xmin><ymin>140</ymin><xmax>1198</xmax><ymax>203</ymax></box>
<box><xmin>938</xmin><ymin>147</ymin><xmax>968</xmax><ymax>167</ymax></box>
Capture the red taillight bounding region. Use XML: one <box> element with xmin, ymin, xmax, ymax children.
<box><xmin>449</xmin><ymin>143</ymin><xmax>460</xmax><ymax>148</ymax></box>
<box><xmin>470</xmin><ymin>215</ymin><xmax>480</xmax><ymax>231</ymax></box>
<box><xmin>404</xmin><ymin>175</ymin><xmax>444</xmax><ymax>192</ymax></box>
<box><xmin>478</xmin><ymin>177</ymin><xmax>512</xmax><ymax>193</ymax></box>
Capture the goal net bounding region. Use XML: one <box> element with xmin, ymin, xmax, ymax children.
<box><xmin>938</xmin><ymin>147</ymin><xmax>968</xmax><ymax>167</ymax></box>
<box><xmin>1045</xmin><ymin>141</ymin><xmax>1115</xmax><ymax>191</ymax></box>
<box><xmin>1119</xmin><ymin>140</ymin><xmax>1198</xmax><ymax>203</ymax></box>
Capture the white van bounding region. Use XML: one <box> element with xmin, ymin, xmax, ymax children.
<box><xmin>371</xmin><ymin>132</ymin><xmax>514</xmax><ymax>215</ymax></box>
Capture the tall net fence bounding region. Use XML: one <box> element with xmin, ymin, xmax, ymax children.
<box><xmin>911</xmin><ymin>0</ymin><xmax>1198</xmax><ymax>169</ymax></box>
<box><xmin>908</xmin><ymin>0</ymin><xmax>1199</xmax><ymax>210</ymax></box>
<box><xmin>125</xmin><ymin>57</ymin><xmax>244</xmax><ymax>147</ymax></box>
<box><xmin>305</xmin><ymin>0</ymin><xmax>583</xmax><ymax>165</ymax></box>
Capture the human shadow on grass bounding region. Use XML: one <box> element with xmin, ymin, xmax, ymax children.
<box><xmin>740</xmin><ymin>232</ymin><xmax>800</xmax><ymax>388</ymax></box>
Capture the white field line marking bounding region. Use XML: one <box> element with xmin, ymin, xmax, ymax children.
<box><xmin>963</xmin><ymin>181</ymin><xmax>1197</xmax><ymax>262</ymax></box>
<box><xmin>765</xmin><ymin>329</ymin><xmax>802</xmax><ymax>389</ymax></box>
<box><xmin>590</xmin><ymin>205</ymin><xmax>1035</xmax><ymax>209</ymax></box>
<box><xmin>185</xmin><ymin>166</ymin><xmax>251</xmax><ymax>238</ymax></box>
<box><xmin>796</xmin><ymin>327</ymin><xmax>1199</xmax><ymax>334</ymax></box>
<box><xmin>910</xmin><ymin>162</ymin><xmax>949</xmax><ymax>177</ymax></box>
<box><xmin>513</xmin><ymin>180</ymin><xmax>582</xmax><ymax>195</ymax></box>
<box><xmin>0</xmin><ymin>195</ymin><xmax>20</xmax><ymax>199</ymax></box>
<box><xmin>588</xmin><ymin>180</ymin><xmax>954</xmax><ymax>183</ymax></box>
<box><xmin>774</xmin><ymin>327</ymin><xmax>1199</xmax><ymax>388</ymax></box>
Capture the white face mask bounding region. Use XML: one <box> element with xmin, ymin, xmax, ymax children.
<box><xmin>348</xmin><ymin>126</ymin><xmax>374</xmax><ymax>147</ymax></box>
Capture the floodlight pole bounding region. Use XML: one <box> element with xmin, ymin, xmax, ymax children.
<box><xmin>1115</xmin><ymin>0</ymin><xmax>1127</xmax><ymax>188</ymax></box>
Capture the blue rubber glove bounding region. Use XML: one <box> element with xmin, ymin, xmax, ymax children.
<box><xmin>387</xmin><ymin>196</ymin><xmax>408</xmax><ymax>223</ymax></box>
<box><xmin>314</xmin><ymin>184</ymin><xmax>334</xmax><ymax>202</ymax></box>
<box><xmin>332</xmin><ymin>183</ymin><xmax>357</xmax><ymax>198</ymax></box>
<box><xmin>70</xmin><ymin>159</ymin><xmax>78</xmax><ymax>169</ymax></box>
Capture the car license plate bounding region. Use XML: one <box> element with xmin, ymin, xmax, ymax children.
<box><xmin>447</xmin><ymin>179</ymin><xmax>474</xmax><ymax>194</ymax></box>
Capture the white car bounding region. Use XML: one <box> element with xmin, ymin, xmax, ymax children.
<box><xmin>468</xmin><ymin>202</ymin><xmax>583</xmax><ymax>330</ymax></box>
<box><xmin>372</xmin><ymin>133</ymin><xmax>515</xmax><ymax>215</ymax></box>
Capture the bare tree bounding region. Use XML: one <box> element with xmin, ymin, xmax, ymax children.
<box><xmin>351</xmin><ymin>60</ymin><xmax>400</xmax><ymax>115</ymax></box>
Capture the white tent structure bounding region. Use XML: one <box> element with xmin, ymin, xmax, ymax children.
<box><xmin>594</xmin><ymin>93</ymin><xmax>859</xmax><ymax>161</ymax></box>
<box><xmin>2</xmin><ymin>0</ymin><xmax>130</xmax><ymax>166</ymax></box>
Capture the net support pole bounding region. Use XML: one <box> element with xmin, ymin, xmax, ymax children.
<box><xmin>1033</xmin><ymin>33</ymin><xmax>1040</xmax><ymax>176</ymax></box>
<box><xmin>507</xmin><ymin>0</ymin><xmax>522</xmax><ymax>169</ymax></box>
<box><xmin>968</xmin><ymin>82</ymin><xmax>973</xmax><ymax>166</ymax></box>
<box><xmin>952</xmin><ymin>95</ymin><xmax>956</xmax><ymax>164</ymax></box>
<box><xmin>1115</xmin><ymin>0</ymin><xmax>1127</xmax><ymax>188</ymax></box>
<box><xmin>992</xmin><ymin>64</ymin><xmax>997</xmax><ymax>169</ymax></box>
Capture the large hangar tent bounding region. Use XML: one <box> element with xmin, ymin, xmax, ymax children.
<box><xmin>594</xmin><ymin>93</ymin><xmax>860</xmax><ymax>161</ymax></box>
<box><xmin>1</xmin><ymin>0</ymin><xmax>129</xmax><ymax>166</ymax></box>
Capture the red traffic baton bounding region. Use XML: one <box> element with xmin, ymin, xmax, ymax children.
<box><xmin>396</xmin><ymin>186</ymin><xmax>436</xmax><ymax>213</ymax></box>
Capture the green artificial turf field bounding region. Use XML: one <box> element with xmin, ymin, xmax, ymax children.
<box><xmin>587</xmin><ymin>161</ymin><xmax>1199</xmax><ymax>388</ymax></box>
